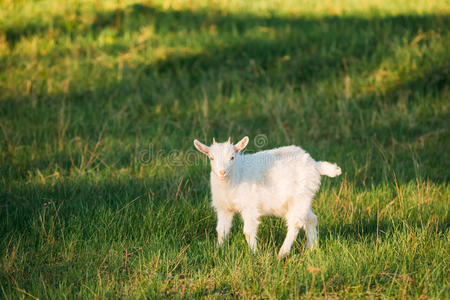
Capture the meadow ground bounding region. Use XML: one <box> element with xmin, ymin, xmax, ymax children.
<box><xmin>0</xmin><ymin>0</ymin><xmax>449</xmax><ymax>298</ymax></box>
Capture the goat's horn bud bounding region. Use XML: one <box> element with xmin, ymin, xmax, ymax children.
<box><xmin>228</xmin><ymin>137</ymin><xmax>231</xmax><ymax>143</ymax></box>
<box><xmin>213</xmin><ymin>137</ymin><xmax>216</xmax><ymax>144</ymax></box>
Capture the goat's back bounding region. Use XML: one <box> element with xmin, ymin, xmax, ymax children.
<box><xmin>235</xmin><ymin>146</ymin><xmax>321</xmax><ymax>191</ymax></box>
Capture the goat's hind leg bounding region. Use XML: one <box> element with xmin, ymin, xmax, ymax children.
<box><xmin>278</xmin><ymin>217</ymin><xmax>301</xmax><ymax>258</ymax></box>
<box><xmin>278</xmin><ymin>195</ymin><xmax>317</xmax><ymax>258</ymax></box>
<box><xmin>305</xmin><ymin>210</ymin><xmax>318</xmax><ymax>249</ymax></box>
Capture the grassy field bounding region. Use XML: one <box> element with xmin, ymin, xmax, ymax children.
<box><xmin>1</xmin><ymin>0</ymin><xmax>449</xmax><ymax>298</ymax></box>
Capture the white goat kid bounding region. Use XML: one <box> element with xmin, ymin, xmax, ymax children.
<box><xmin>194</xmin><ymin>136</ymin><xmax>341</xmax><ymax>258</ymax></box>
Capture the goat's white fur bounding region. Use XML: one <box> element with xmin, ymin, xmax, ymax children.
<box><xmin>193</xmin><ymin>136</ymin><xmax>341</xmax><ymax>258</ymax></box>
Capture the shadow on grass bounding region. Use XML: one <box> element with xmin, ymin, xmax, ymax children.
<box><xmin>324</xmin><ymin>216</ymin><xmax>449</xmax><ymax>242</ymax></box>
<box><xmin>0</xmin><ymin>174</ymin><xmax>213</xmax><ymax>247</ymax></box>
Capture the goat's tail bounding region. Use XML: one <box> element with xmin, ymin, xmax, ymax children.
<box><xmin>316</xmin><ymin>161</ymin><xmax>342</xmax><ymax>177</ymax></box>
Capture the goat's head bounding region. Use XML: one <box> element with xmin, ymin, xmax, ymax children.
<box><xmin>193</xmin><ymin>136</ymin><xmax>249</xmax><ymax>180</ymax></box>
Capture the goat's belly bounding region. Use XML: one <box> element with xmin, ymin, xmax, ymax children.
<box><xmin>256</xmin><ymin>193</ymin><xmax>291</xmax><ymax>217</ymax></box>
<box><xmin>258</xmin><ymin>204</ymin><xmax>288</xmax><ymax>217</ymax></box>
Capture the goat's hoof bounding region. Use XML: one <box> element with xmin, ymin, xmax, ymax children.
<box><xmin>306</xmin><ymin>241</ymin><xmax>318</xmax><ymax>250</ymax></box>
<box><xmin>277</xmin><ymin>248</ymin><xmax>289</xmax><ymax>259</ymax></box>
<box><xmin>248</xmin><ymin>246</ymin><xmax>257</xmax><ymax>254</ymax></box>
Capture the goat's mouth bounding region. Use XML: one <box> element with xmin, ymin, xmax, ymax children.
<box><xmin>215</xmin><ymin>171</ymin><xmax>228</xmax><ymax>180</ymax></box>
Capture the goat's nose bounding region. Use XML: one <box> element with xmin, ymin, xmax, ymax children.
<box><xmin>219</xmin><ymin>170</ymin><xmax>226</xmax><ymax>176</ymax></box>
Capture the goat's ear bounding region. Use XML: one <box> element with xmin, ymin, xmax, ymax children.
<box><xmin>235</xmin><ymin>136</ymin><xmax>249</xmax><ymax>152</ymax></box>
<box><xmin>194</xmin><ymin>139</ymin><xmax>209</xmax><ymax>155</ymax></box>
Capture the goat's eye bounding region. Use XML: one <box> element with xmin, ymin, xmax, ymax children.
<box><xmin>210</xmin><ymin>156</ymin><xmax>214</xmax><ymax>160</ymax></box>
<box><xmin>230</xmin><ymin>156</ymin><xmax>234</xmax><ymax>160</ymax></box>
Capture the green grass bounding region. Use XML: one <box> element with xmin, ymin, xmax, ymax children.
<box><xmin>0</xmin><ymin>0</ymin><xmax>449</xmax><ymax>298</ymax></box>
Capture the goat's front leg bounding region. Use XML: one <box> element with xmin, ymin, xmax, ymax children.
<box><xmin>216</xmin><ymin>210</ymin><xmax>234</xmax><ymax>246</ymax></box>
<box><xmin>241</xmin><ymin>211</ymin><xmax>260</xmax><ymax>252</ymax></box>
